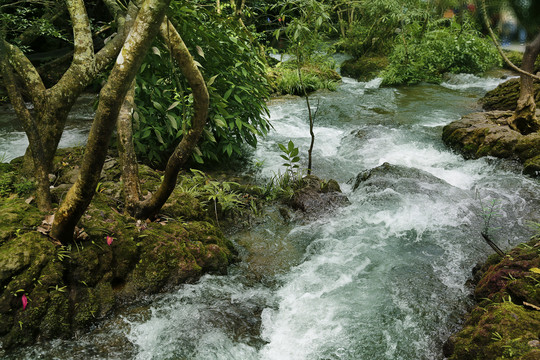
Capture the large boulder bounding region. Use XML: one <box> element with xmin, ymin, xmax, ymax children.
<box><xmin>442</xmin><ymin>111</ymin><xmax>540</xmax><ymax>176</ymax></box>
<box><xmin>479</xmin><ymin>78</ymin><xmax>540</xmax><ymax>111</ymax></box>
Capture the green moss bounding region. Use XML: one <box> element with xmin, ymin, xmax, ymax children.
<box><xmin>523</xmin><ymin>155</ymin><xmax>540</xmax><ymax>177</ymax></box>
<box><xmin>480</xmin><ymin>78</ymin><xmax>540</xmax><ymax>111</ymax></box>
<box><xmin>340</xmin><ymin>55</ymin><xmax>389</xmax><ymax>82</ymax></box>
<box><xmin>268</xmin><ymin>61</ymin><xmax>341</xmax><ymax>95</ymax></box>
<box><xmin>72</xmin><ymin>282</ymin><xmax>114</xmax><ymax>328</ymax></box>
<box><xmin>0</xmin><ymin>198</ymin><xmax>43</xmax><ymax>244</ymax></box>
<box><xmin>0</xmin><ymin>149</ymin><xmax>239</xmax><ymax>349</ymax></box>
<box><xmin>162</xmin><ymin>191</ymin><xmax>206</xmax><ymax>220</ymax></box>
<box><xmin>450</xmin><ymin>302</ymin><xmax>540</xmax><ymax>360</ymax></box>
<box><xmin>448</xmin><ymin>239</ymin><xmax>540</xmax><ymax>359</ymax></box>
<box><xmin>40</xmin><ymin>292</ymin><xmax>70</xmax><ymax>339</ymax></box>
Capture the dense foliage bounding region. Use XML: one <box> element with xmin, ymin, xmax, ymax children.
<box><xmin>382</xmin><ymin>18</ymin><xmax>501</xmax><ymax>85</ymax></box>
<box><xmin>133</xmin><ymin>3</ymin><xmax>270</xmax><ymax>168</ymax></box>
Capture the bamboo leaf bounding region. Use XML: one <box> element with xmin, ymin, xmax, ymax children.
<box><xmin>207</xmin><ymin>74</ymin><xmax>218</xmax><ymax>86</ymax></box>
<box><xmin>166</xmin><ymin>114</ymin><xmax>178</xmax><ymax>131</ymax></box>
<box><xmin>167</xmin><ymin>101</ymin><xmax>180</xmax><ymax>111</ymax></box>
<box><xmin>196</xmin><ymin>45</ymin><xmax>205</xmax><ymax>58</ymax></box>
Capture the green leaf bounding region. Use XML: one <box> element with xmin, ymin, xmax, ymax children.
<box><xmin>530</xmin><ymin>268</ymin><xmax>540</xmax><ymax>274</ymax></box>
<box><xmin>278</xmin><ymin>143</ymin><xmax>287</xmax><ymax>153</ymax></box>
<box><xmin>152</xmin><ymin>101</ymin><xmax>164</xmax><ymax>112</ymax></box>
<box><xmin>207</xmin><ymin>74</ymin><xmax>218</xmax><ymax>86</ymax></box>
<box><xmin>280</xmin><ymin>155</ymin><xmax>289</xmax><ymax>161</ymax></box>
<box><xmin>167</xmin><ymin>101</ymin><xmax>180</xmax><ymax>111</ymax></box>
<box><xmin>290</xmin><ymin>147</ymin><xmax>299</xmax><ymax>157</ymax></box>
<box><xmin>193</xmin><ymin>153</ymin><xmax>204</xmax><ymax>163</ymax></box>
<box><xmin>154</xmin><ymin>128</ymin><xmax>164</xmax><ymax>144</ymax></box>
<box><xmin>214</xmin><ymin>116</ymin><xmax>227</xmax><ymax>128</ymax></box>
<box><xmin>204</xmin><ymin>128</ymin><xmax>216</xmax><ymax>143</ymax></box>
<box><xmin>196</xmin><ymin>45</ymin><xmax>205</xmax><ymax>58</ymax></box>
<box><xmin>223</xmin><ymin>88</ymin><xmax>233</xmax><ymax>101</ymax></box>
<box><xmin>235</xmin><ymin>118</ymin><xmax>243</xmax><ymax>130</ymax></box>
<box><xmin>234</xmin><ymin>94</ymin><xmax>243</xmax><ymax>104</ymax></box>
<box><xmin>287</xmin><ymin>140</ymin><xmax>294</xmax><ymax>152</ymax></box>
<box><xmin>166</xmin><ymin>114</ymin><xmax>178</xmax><ymax>131</ymax></box>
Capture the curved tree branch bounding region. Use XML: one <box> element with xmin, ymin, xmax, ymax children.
<box><xmin>51</xmin><ymin>0</ymin><xmax>171</xmax><ymax>243</ymax></box>
<box><xmin>3</xmin><ymin>41</ymin><xmax>46</xmax><ymax>105</ymax></box>
<box><xmin>132</xmin><ymin>17</ymin><xmax>209</xmax><ymax>219</ymax></box>
<box><xmin>480</xmin><ymin>0</ymin><xmax>540</xmax><ymax>81</ymax></box>
<box><xmin>0</xmin><ymin>38</ymin><xmax>52</xmax><ymax>211</ymax></box>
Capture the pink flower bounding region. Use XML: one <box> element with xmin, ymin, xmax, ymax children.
<box><xmin>22</xmin><ymin>294</ymin><xmax>28</xmax><ymax>310</ymax></box>
<box><xmin>106</xmin><ymin>236</ymin><xmax>113</xmax><ymax>246</ymax></box>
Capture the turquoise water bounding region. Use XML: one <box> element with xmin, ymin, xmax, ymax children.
<box><xmin>6</xmin><ymin>74</ymin><xmax>540</xmax><ymax>360</ymax></box>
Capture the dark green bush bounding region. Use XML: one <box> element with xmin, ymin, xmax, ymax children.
<box><xmin>382</xmin><ymin>19</ymin><xmax>501</xmax><ymax>85</ymax></box>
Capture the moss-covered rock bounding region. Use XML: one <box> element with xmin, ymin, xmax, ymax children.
<box><xmin>0</xmin><ymin>149</ymin><xmax>240</xmax><ymax>351</ymax></box>
<box><xmin>442</xmin><ymin>110</ymin><xmax>540</xmax><ymax>176</ymax></box>
<box><xmin>268</xmin><ymin>62</ymin><xmax>341</xmax><ymax>96</ymax></box>
<box><xmin>447</xmin><ymin>301</ymin><xmax>540</xmax><ymax>360</ymax></box>
<box><xmin>480</xmin><ymin>78</ymin><xmax>540</xmax><ymax>111</ymax></box>
<box><xmin>445</xmin><ymin>239</ymin><xmax>540</xmax><ymax>360</ymax></box>
<box><xmin>340</xmin><ymin>55</ymin><xmax>388</xmax><ymax>82</ymax></box>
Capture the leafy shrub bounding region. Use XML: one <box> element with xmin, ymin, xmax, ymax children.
<box><xmin>269</xmin><ymin>59</ymin><xmax>341</xmax><ymax>95</ymax></box>
<box><xmin>382</xmin><ymin>19</ymin><xmax>501</xmax><ymax>85</ymax></box>
<box><xmin>0</xmin><ymin>172</ymin><xmax>35</xmax><ymax>197</ymax></box>
<box><xmin>133</xmin><ymin>4</ymin><xmax>270</xmax><ymax>168</ymax></box>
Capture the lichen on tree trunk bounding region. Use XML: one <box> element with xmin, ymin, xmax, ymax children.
<box><xmin>119</xmin><ymin>17</ymin><xmax>209</xmax><ymax>220</ymax></box>
<box><xmin>51</xmin><ymin>0</ymin><xmax>171</xmax><ymax>243</ymax></box>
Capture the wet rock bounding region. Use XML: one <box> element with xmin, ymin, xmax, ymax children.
<box><xmin>353</xmin><ymin>162</ymin><xmax>449</xmax><ymax>195</ymax></box>
<box><xmin>288</xmin><ymin>175</ymin><xmax>349</xmax><ymax>216</ymax></box>
<box><xmin>479</xmin><ymin>78</ymin><xmax>540</xmax><ymax>111</ymax></box>
<box><xmin>442</xmin><ymin>111</ymin><xmax>540</xmax><ymax>176</ymax></box>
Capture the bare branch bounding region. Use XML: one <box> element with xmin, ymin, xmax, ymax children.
<box><xmin>133</xmin><ymin>17</ymin><xmax>209</xmax><ymax>218</ymax></box>
<box><xmin>3</xmin><ymin>41</ymin><xmax>46</xmax><ymax>104</ymax></box>
<box><xmin>66</xmin><ymin>0</ymin><xmax>94</xmax><ymax>65</ymax></box>
<box><xmin>0</xmin><ymin>38</ymin><xmax>52</xmax><ymax>210</ymax></box>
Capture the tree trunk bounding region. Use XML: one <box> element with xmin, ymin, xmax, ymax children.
<box><xmin>509</xmin><ymin>32</ymin><xmax>540</xmax><ymax>134</ymax></box>
<box><xmin>0</xmin><ymin>39</ymin><xmax>52</xmax><ymax>211</ymax></box>
<box><xmin>8</xmin><ymin>0</ymin><xmax>130</xmax><ymax>176</ymax></box>
<box><xmin>295</xmin><ymin>44</ymin><xmax>315</xmax><ymax>175</ymax></box>
<box><xmin>116</xmin><ymin>80</ymin><xmax>142</xmax><ymax>214</ymax></box>
<box><xmin>51</xmin><ymin>0</ymin><xmax>171</xmax><ymax>243</ymax></box>
<box><xmin>129</xmin><ymin>18</ymin><xmax>209</xmax><ymax>220</ymax></box>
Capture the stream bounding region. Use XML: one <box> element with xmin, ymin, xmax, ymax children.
<box><xmin>5</xmin><ymin>74</ymin><xmax>540</xmax><ymax>359</ymax></box>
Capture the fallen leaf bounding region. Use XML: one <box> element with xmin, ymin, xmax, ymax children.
<box><xmin>22</xmin><ymin>294</ymin><xmax>28</xmax><ymax>310</ymax></box>
<box><xmin>36</xmin><ymin>226</ymin><xmax>49</xmax><ymax>235</ymax></box>
<box><xmin>106</xmin><ymin>236</ymin><xmax>113</xmax><ymax>246</ymax></box>
<box><xmin>43</xmin><ymin>214</ymin><xmax>55</xmax><ymax>226</ymax></box>
<box><xmin>25</xmin><ymin>196</ymin><xmax>34</xmax><ymax>204</ymax></box>
<box><xmin>530</xmin><ymin>267</ymin><xmax>540</xmax><ymax>274</ymax></box>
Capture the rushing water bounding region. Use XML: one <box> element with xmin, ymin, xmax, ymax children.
<box><xmin>6</xmin><ymin>74</ymin><xmax>540</xmax><ymax>360</ymax></box>
<box><xmin>0</xmin><ymin>94</ymin><xmax>96</xmax><ymax>162</ymax></box>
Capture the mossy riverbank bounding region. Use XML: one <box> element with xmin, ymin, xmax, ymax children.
<box><xmin>445</xmin><ymin>238</ymin><xmax>540</xmax><ymax>360</ymax></box>
<box><xmin>0</xmin><ymin>149</ymin><xmax>243</xmax><ymax>351</ymax></box>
